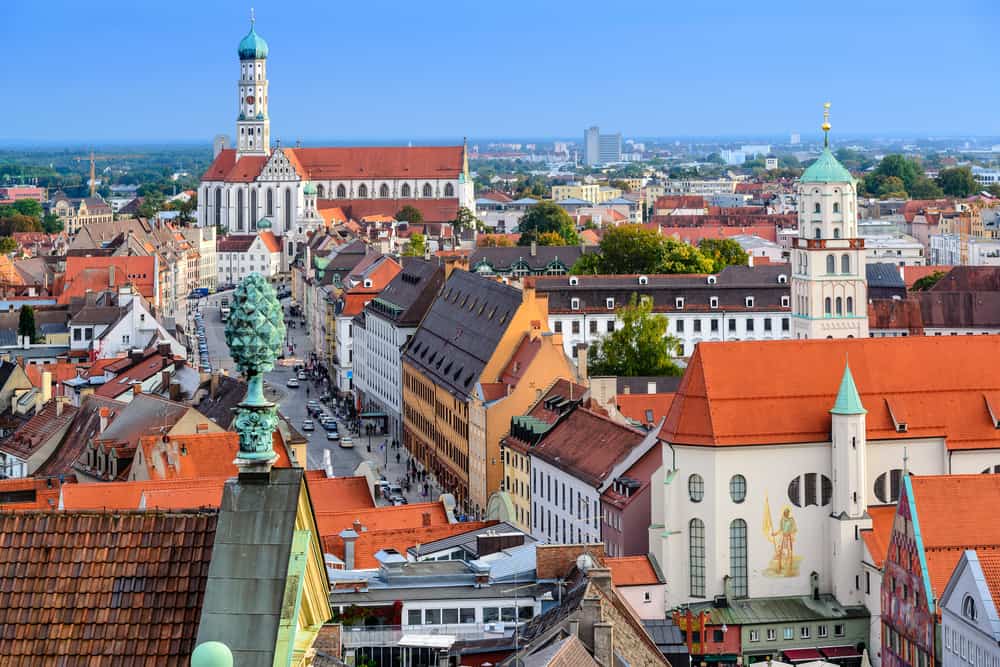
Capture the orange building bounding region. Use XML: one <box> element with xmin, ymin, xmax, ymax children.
<box><xmin>402</xmin><ymin>270</ymin><xmax>573</xmax><ymax>516</ymax></box>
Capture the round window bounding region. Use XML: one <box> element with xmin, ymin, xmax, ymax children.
<box><xmin>688</xmin><ymin>474</ymin><xmax>704</xmax><ymax>503</ymax></box>
<box><xmin>730</xmin><ymin>474</ymin><xmax>747</xmax><ymax>503</ymax></box>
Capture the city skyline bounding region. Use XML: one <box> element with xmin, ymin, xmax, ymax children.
<box><xmin>4</xmin><ymin>0</ymin><xmax>1000</xmax><ymax>143</ymax></box>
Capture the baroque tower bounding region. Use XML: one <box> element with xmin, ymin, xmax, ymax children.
<box><xmin>236</xmin><ymin>10</ymin><xmax>270</xmax><ymax>158</ymax></box>
<box><xmin>791</xmin><ymin>104</ymin><xmax>868</xmax><ymax>339</ymax></box>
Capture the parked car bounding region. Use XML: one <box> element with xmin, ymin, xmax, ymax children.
<box><xmin>390</xmin><ymin>495</ymin><xmax>408</xmax><ymax>506</ymax></box>
<box><xmin>286</xmin><ymin>378</ymin><xmax>300</xmax><ymax>388</ymax></box>
<box><xmin>326</xmin><ymin>429</ymin><xmax>340</xmax><ymax>441</ymax></box>
<box><xmin>297</xmin><ymin>371</ymin><xmax>307</xmax><ymax>381</ymax></box>
<box><xmin>383</xmin><ymin>484</ymin><xmax>403</xmax><ymax>500</ymax></box>
<box><xmin>339</xmin><ymin>435</ymin><xmax>353</xmax><ymax>448</ymax></box>
<box><xmin>301</xmin><ymin>419</ymin><xmax>314</xmax><ymax>432</ymax></box>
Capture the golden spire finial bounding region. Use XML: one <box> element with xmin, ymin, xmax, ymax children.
<box><xmin>822</xmin><ymin>102</ymin><xmax>832</xmax><ymax>148</ymax></box>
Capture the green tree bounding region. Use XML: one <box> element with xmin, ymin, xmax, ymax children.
<box><xmin>452</xmin><ymin>206</ymin><xmax>482</xmax><ymax>232</ymax></box>
<box><xmin>877</xmin><ymin>176</ymin><xmax>908</xmax><ymax>199</ymax></box>
<box><xmin>911</xmin><ymin>270</ymin><xmax>946</xmax><ymax>291</ymax></box>
<box><xmin>874</xmin><ymin>154</ymin><xmax>922</xmax><ymax>191</ymax></box>
<box><xmin>587</xmin><ymin>293</ymin><xmax>682</xmax><ymax>377</ymax></box>
<box><xmin>176</xmin><ymin>194</ymin><xmax>197</xmax><ymax>223</ymax></box>
<box><xmin>18</xmin><ymin>305</ymin><xmax>37</xmax><ymax>342</ymax></box>
<box><xmin>402</xmin><ymin>232</ymin><xmax>426</xmax><ymax>257</ymax></box>
<box><xmin>10</xmin><ymin>199</ymin><xmax>42</xmax><ymax>219</ymax></box>
<box><xmin>0</xmin><ymin>236</ymin><xmax>17</xmax><ymax>254</ymax></box>
<box><xmin>608</xmin><ymin>179</ymin><xmax>633</xmax><ymax>193</ymax></box>
<box><xmin>908</xmin><ymin>177</ymin><xmax>944</xmax><ymax>199</ymax></box>
<box><xmin>41</xmin><ymin>212</ymin><xmax>63</xmax><ymax>233</ymax></box>
<box><xmin>698</xmin><ymin>238</ymin><xmax>749</xmax><ymax>272</ymax></box>
<box><xmin>136</xmin><ymin>191</ymin><xmax>165</xmax><ymax>219</ymax></box>
<box><xmin>937</xmin><ymin>167</ymin><xmax>979</xmax><ymax>197</ymax></box>
<box><xmin>396</xmin><ymin>205</ymin><xmax>424</xmax><ymax>226</ymax></box>
<box><xmin>572</xmin><ymin>225</ymin><xmax>714</xmax><ymax>275</ymax></box>
<box><xmin>536</xmin><ymin>231</ymin><xmax>566</xmax><ymax>246</ymax></box>
<box><xmin>517</xmin><ymin>201</ymin><xmax>579</xmax><ymax>245</ymax></box>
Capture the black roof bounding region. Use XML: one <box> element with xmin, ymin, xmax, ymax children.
<box><xmin>403</xmin><ymin>270</ymin><xmax>522</xmax><ymax>398</ymax></box>
<box><xmin>866</xmin><ymin>263</ymin><xmax>906</xmax><ymax>289</ymax></box>
<box><xmin>367</xmin><ymin>257</ymin><xmax>445</xmax><ymax>326</ymax></box>
<box><xmin>0</xmin><ymin>361</ymin><xmax>17</xmax><ymax>390</ymax></box>
<box><xmin>470</xmin><ymin>245</ymin><xmax>590</xmax><ymax>272</ymax></box>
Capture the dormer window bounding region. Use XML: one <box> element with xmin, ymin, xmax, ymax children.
<box><xmin>569</xmin><ymin>276</ymin><xmax>579</xmax><ymax>286</ymax></box>
<box><xmin>638</xmin><ymin>275</ymin><xmax>649</xmax><ymax>285</ymax></box>
<box><xmin>781</xmin><ymin>296</ymin><xmax>790</xmax><ymax>308</ymax></box>
<box><xmin>778</xmin><ymin>274</ymin><xmax>788</xmax><ymax>284</ymax></box>
<box><xmin>675</xmin><ymin>297</ymin><xmax>685</xmax><ymax>309</ymax></box>
<box><xmin>746</xmin><ymin>296</ymin><xmax>755</xmax><ymax>308</ymax></box>
<box><xmin>710</xmin><ymin>297</ymin><xmax>719</xmax><ymax>309</ymax></box>
<box><xmin>606</xmin><ymin>298</ymin><xmax>615</xmax><ymax>309</ymax></box>
<box><xmin>707</xmin><ymin>275</ymin><xmax>717</xmax><ymax>285</ymax></box>
<box><xmin>571</xmin><ymin>298</ymin><xmax>580</xmax><ymax>311</ymax></box>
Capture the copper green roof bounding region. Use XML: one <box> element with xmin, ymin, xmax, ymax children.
<box><xmin>831</xmin><ymin>363</ymin><xmax>866</xmax><ymax>415</ymax></box>
<box><xmin>238</xmin><ymin>26</ymin><xmax>269</xmax><ymax>60</ymax></box>
<box><xmin>302</xmin><ymin>181</ymin><xmax>317</xmax><ymax>196</ymax></box>
<box><xmin>800</xmin><ymin>148</ymin><xmax>854</xmax><ymax>184</ymax></box>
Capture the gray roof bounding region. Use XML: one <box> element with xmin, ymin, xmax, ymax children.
<box><xmin>196</xmin><ymin>467</ymin><xmax>305</xmax><ymax>667</ymax></box>
<box><xmin>367</xmin><ymin>257</ymin><xmax>445</xmax><ymax>326</ymax></box>
<box><xmin>408</xmin><ymin>521</ymin><xmax>531</xmax><ymax>559</ymax></box>
<box><xmin>470</xmin><ymin>245</ymin><xmax>588</xmax><ymax>273</ymax></box>
<box><xmin>686</xmin><ymin>593</ymin><xmax>869</xmax><ymax>625</ymax></box>
<box><xmin>70</xmin><ymin>305</ymin><xmax>121</xmax><ymax>326</ymax></box>
<box><xmin>0</xmin><ymin>330</ymin><xmax>16</xmax><ymax>347</ymax></box>
<box><xmin>403</xmin><ymin>270</ymin><xmax>522</xmax><ymax>398</ymax></box>
<box><xmin>98</xmin><ymin>393</ymin><xmax>191</xmax><ymax>444</ymax></box>
<box><xmin>866</xmin><ymin>263</ymin><xmax>906</xmax><ymax>289</ymax></box>
<box><xmin>195</xmin><ymin>374</ymin><xmax>246</xmax><ymax>429</ymax></box>
<box><xmin>0</xmin><ymin>361</ymin><xmax>18</xmax><ymax>390</ymax></box>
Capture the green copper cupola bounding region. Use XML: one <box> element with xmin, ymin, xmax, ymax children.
<box><xmin>831</xmin><ymin>362</ymin><xmax>867</xmax><ymax>415</ymax></box>
<box><xmin>238</xmin><ymin>10</ymin><xmax>269</xmax><ymax>60</ymax></box>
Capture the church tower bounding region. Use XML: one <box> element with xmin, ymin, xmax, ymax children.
<box><xmin>791</xmin><ymin>104</ymin><xmax>868</xmax><ymax>339</ymax></box>
<box><xmin>236</xmin><ymin>10</ymin><xmax>271</xmax><ymax>158</ymax></box>
<box><xmin>828</xmin><ymin>361</ymin><xmax>871</xmax><ymax>606</ymax></box>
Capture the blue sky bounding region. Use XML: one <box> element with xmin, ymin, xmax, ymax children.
<box><xmin>4</xmin><ymin>0</ymin><xmax>999</xmax><ymax>143</ymax></box>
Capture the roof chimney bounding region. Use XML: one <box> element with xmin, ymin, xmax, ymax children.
<box><xmin>99</xmin><ymin>406</ymin><xmax>110</xmax><ymax>433</ymax></box>
<box><xmin>41</xmin><ymin>371</ymin><xmax>52</xmax><ymax>404</ymax></box>
<box><xmin>340</xmin><ymin>529</ymin><xmax>359</xmax><ymax>570</ymax></box>
<box><xmin>422</xmin><ymin>512</ymin><xmax>431</xmax><ymax>527</ymax></box>
<box><xmin>55</xmin><ymin>395</ymin><xmax>68</xmax><ymax>417</ymax></box>
<box><xmin>210</xmin><ymin>371</ymin><xmax>221</xmax><ymax>397</ymax></box>
<box><xmin>132</xmin><ymin>383</ymin><xmax>142</xmax><ymax>396</ymax></box>
<box><xmin>575</xmin><ymin>343</ymin><xmax>588</xmax><ymax>383</ymax></box>
<box><xmin>353</xmin><ymin>519</ymin><xmax>363</xmax><ymax>533</ymax></box>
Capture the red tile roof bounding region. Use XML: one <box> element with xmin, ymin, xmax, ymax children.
<box><xmin>0</xmin><ymin>400</ymin><xmax>77</xmax><ymax>460</ymax></box>
<box><xmin>286</xmin><ymin>145</ymin><xmax>464</xmax><ymax>180</ymax></box>
<box><xmin>663</xmin><ymin>337</ymin><xmax>1000</xmax><ymax>449</ymax></box>
<box><xmin>200</xmin><ymin>149</ymin><xmax>267</xmax><ymax>182</ymax></box>
<box><xmin>259</xmin><ymin>229</ymin><xmax>281</xmax><ymax>253</ymax></box>
<box><xmin>135</xmin><ymin>432</ymin><xmax>291</xmax><ymax>481</ymax></box>
<box><xmin>606</xmin><ymin>555</ymin><xmax>662</xmax><ymax>586</ymax></box>
<box><xmin>0</xmin><ymin>510</ymin><xmax>217</xmax><ymax>665</ymax></box>
<box><xmin>60</xmin><ymin>477</ymin><xmax>230</xmax><ymax>510</ymax></box>
<box><xmin>654</xmin><ymin>223</ymin><xmax>778</xmax><ymax>244</ymax></box>
<box><xmin>617</xmin><ymin>393</ymin><xmax>675</xmax><ymax>429</ymax></box>
<box><xmin>0</xmin><ymin>476</ymin><xmax>70</xmax><ymax>511</ymax></box>
<box><xmin>25</xmin><ymin>362</ymin><xmax>82</xmax><ymax>390</ymax></box>
<box><xmin>305</xmin><ymin>474</ymin><xmax>375</xmax><ymax>513</ymax></box>
<box><xmin>655</xmin><ymin>195</ymin><xmax>706</xmax><ymax>210</ymax></box>
<box><xmin>93</xmin><ymin>354</ymin><xmax>173</xmax><ymax>398</ymax></box>
<box><xmin>59</xmin><ymin>256</ymin><xmax>157</xmax><ymax>304</ymax></box>
<box><xmin>902</xmin><ymin>265</ymin><xmax>951</xmax><ymax>289</ymax></box>
<box><xmin>317</xmin><ymin>198</ymin><xmax>460</xmax><ymax>224</ymax></box>
<box><xmin>324</xmin><ymin>521</ymin><xmax>494</xmax><ymax>570</ymax></box>
<box><xmin>974</xmin><ymin>549</ymin><xmax>1000</xmax><ymax>609</ymax></box>
<box><xmin>860</xmin><ymin>505</ymin><xmax>897</xmax><ymax>568</ymax></box>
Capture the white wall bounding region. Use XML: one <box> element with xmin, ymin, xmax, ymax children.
<box><xmin>530</xmin><ymin>456</ymin><xmax>601</xmax><ymax>545</ymax></box>
<box><xmin>617</xmin><ymin>583</ymin><xmax>667</xmax><ymax>621</ymax></box>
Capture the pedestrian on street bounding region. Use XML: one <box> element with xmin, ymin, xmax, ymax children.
<box><xmin>396</xmin><ymin>452</ymin><xmax>401</xmax><ymax>464</ymax></box>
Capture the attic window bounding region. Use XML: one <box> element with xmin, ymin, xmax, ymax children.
<box><xmin>571</xmin><ymin>298</ymin><xmax>580</xmax><ymax>311</ymax></box>
<box><xmin>710</xmin><ymin>297</ymin><xmax>719</xmax><ymax>309</ymax></box>
<box><xmin>778</xmin><ymin>274</ymin><xmax>788</xmax><ymax>284</ymax></box>
<box><xmin>363</xmin><ymin>279</ymin><xmax>373</xmax><ymax>288</ymax></box>
<box><xmin>569</xmin><ymin>276</ymin><xmax>579</xmax><ymax>286</ymax></box>
<box><xmin>638</xmin><ymin>275</ymin><xmax>649</xmax><ymax>285</ymax></box>
<box><xmin>707</xmin><ymin>276</ymin><xmax>717</xmax><ymax>285</ymax></box>
<box><xmin>606</xmin><ymin>298</ymin><xmax>615</xmax><ymax>309</ymax></box>
<box><xmin>781</xmin><ymin>296</ymin><xmax>790</xmax><ymax>308</ymax></box>
<box><xmin>675</xmin><ymin>297</ymin><xmax>684</xmax><ymax>310</ymax></box>
<box><xmin>746</xmin><ymin>296</ymin><xmax>755</xmax><ymax>308</ymax></box>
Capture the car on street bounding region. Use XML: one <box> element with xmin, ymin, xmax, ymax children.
<box><xmin>383</xmin><ymin>484</ymin><xmax>403</xmax><ymax>500</ymax></box>
<box><xmin>286</xmin><ymin>378</ymin><xmax>300</xmax><ymax>388</ymax></box>
<box><xmin>301</xmin><ymin>419</ymin><xmax>314</xmax><ymax>431</ymax></box>
<box><xmin>389</xmin><ymin>495</ymin><xmax>407</xmax><ymax>506</ymax></box>
<box><xmin>325</xmin><ymin>429</ymin><xmax>340</xmax><ymax>441</ymax></box>
<box><xmin>339</xmin><ymin>435</ymin><xmax>353</xmax><ymax>448</ymax></box>
<box><xmin>297</xmin><ymin>371</ymin><xmax>307</xmax><ymax>381</ymax></box>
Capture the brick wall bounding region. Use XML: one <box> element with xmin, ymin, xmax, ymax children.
<box><xmin>536</xmin><ymin>543</ymin><xmax>606</xmax><ymax>580</ymax></box>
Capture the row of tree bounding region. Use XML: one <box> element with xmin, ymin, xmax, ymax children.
<box><xmin>859</xmin><ymin>154</ymin><xmax>983</xmax><ymax>199</ymax></box>
<box><xmin>571</xmin><ymin>225</ymin><xmax>747</xmax><ymax>275</ymax></box>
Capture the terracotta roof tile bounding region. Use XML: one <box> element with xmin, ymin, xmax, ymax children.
<box><xmin>135</xmin><ymin>432</ymin><xmax>291</xmax><ymax>481</ymax></box>
<box><xmin>0</xmin><ymin>400</ymin><xmax>78</xmax><ymax>460</ymax></box>
<box><xmin>60</xmin><ymin>477</ymin><xmax>229</xmax><ymax>510</ymax></box>
<box><xmin>617</xmin><ymin>393</ymin><xmax>675</xmax><ymax>429</ymax></box>
<box><xmin>305</xmin><ymin>474</ymin><xmax>375</xmax><ymax>513</ymax></box>
<box><xmin>286</xmin><ymin>145</ymin><xmax>464</xmax><ymax>180</ymax></box>
<box><xmin>259</xmin><ymin>230</ymin><xmax>281</xmax><ymax>253</ymax></box>
<box><xmin>902</xmin><ymin>265</ymin><xmax>952</xmax><ymax>289</ymax></box>
<box><xmin>974</xmin><ymin>549</ymin><xmax>1000</xmax><ymax>608</ymax></box>
<box><xmin>0</xmin><ymin>476</ymin><xmax>71</xmax><ymax>511</ymax></box>
<box><xmin>59</xmin><ymin>256</ymin><xmax>156</xmax><ymax>304</ymax></box>
<box><xmin>606</xmin><ymin>555</ymin><xmax>663</xmax><ymax>586</ymax></box>
<box><xmin>322</xmin><ymin>520</ymin><xmax>492</xmax><ymax>570</ymax></box>
<box><xmin>663</xmin><ymin>337</ymin><xmax>1000</xmax><ymax>449</ymax></box>
<box><xmin>317</xmin><ymin>197</ymin><xmax>460</xmax><ymax>224</ymax></box>
<box><xmin>860</xmin><ymin>505</ymin><xmax>896</xmax><ymax>568</ymax></box>
<box><xmin>0</xmin><ymin>510</ymin><xmax>217</xmax><ymax>664</ymax></box>
<box><xmin>313</xmin><ymin>501</ymin><xmax>449</xmax><ymax>551</ymax></box>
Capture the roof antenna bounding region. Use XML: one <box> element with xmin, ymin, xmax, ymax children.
<box><xmin>902</xmin><ymin>446</ymin><xmax>909</xmax><ymax>476</ymax></box>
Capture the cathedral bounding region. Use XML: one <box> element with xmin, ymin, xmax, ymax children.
<box><xmin>196</xmin><ymin>15</ymin><xmax>475</xmax><ymax>264</ymax></box>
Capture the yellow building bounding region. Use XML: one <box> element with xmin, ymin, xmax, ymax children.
<box><xmin>402</xmin><ymin>271</ymin><xmax>573</xmax><ymax>517</ymax></box>
<box><xmin>48</xmin><ymin>192</ymin><xmax>113</xmax><ymax>235</ymax></box>
<box><xmin>552</xmin><ymin>182</ymin><xmax>601</xmax><ymax>204</ymax></box>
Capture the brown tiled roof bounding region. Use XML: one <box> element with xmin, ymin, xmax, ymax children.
<box><xmin>35</xmin><ymin>396</ymin><xmax>126</xmax><ymax>477</ymax></box>
<box><xmin>0</xmin><ymin>510</ymin><xmax>218</xmax><ymax>665</ymax></box>
<box><xmin>0</xmin><ymin>400</ymin><xmax>77</xmax><ymax>460</ymax></box>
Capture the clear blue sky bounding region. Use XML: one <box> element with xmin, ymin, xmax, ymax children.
<box><xmin>4</xmin><ymin>0</ymin><xmax>999</xmax><ymax>143</ymax></box>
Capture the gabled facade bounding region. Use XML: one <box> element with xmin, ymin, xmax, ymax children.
<box><xmin>940</xmin><ymin>550</ymin><xmax>1000</xmax><ymax>667</ymax></box>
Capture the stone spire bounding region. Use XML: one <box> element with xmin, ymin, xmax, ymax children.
<box><xmin>224</xmin><ymin>273</ymin><xmax>286</xmax><ymax>468</ymax></box>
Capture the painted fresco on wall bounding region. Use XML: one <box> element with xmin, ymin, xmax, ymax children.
<box><xmin>762</xmin><ymin>495</ymin><xmax>801</xmax><ymax>577</ymax></box>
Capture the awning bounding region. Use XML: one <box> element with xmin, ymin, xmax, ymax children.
<box><xmin>397</xmin><ymin>634</ymin><xmax>456</xmax><ymax>649</ymax></box>
<box><xmin>784</xmin><ymin>648</ymin><xmax>824</xmax><ymax>662</ymax></box>
<box><xmin>821</xmin><ymin>646</ymin><xmax>861</xmax><ymax>659</ymax></box>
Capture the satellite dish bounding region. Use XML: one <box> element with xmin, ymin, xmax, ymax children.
<box><xmin>576</xmin><ymin>553</ymin><xmax>597</xmax><ymax>573</ymax></box>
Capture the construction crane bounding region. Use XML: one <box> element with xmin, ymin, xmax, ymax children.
<box><xmin>73</xmin><ymin>151</ymin><xmax>145</xmax><ymax>197</ymax></box>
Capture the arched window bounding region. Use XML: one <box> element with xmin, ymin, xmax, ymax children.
<box><xmin>788</xmin><ymin>473</ymin><xmax>833</xmax><ymax>507</ymax></box>
<box><xmin>836</xmin><ymin>297</ymin><xmax>843</xmax><ymax>315</ymax></box>
<box><xmin>337</xmin><ymin>184</ymin><xmax>346</xmax><ymax>198</ymax></box>
<box><xmin>317</xmin><ymin>184</ymin><xmax>325</xmax><ymax>198</ymax></box>
<box><xmin>833</xmin><ymin>202</ymin><xmax>840</xmax><ymax>214</ymax></box>
<box><xmin>250</xmin><ymin>189</ymin><xmax>258</xmax><ymax>230</ymax></box>
<box><xmin>379</xmin><ymin>183</ymin><xmax>390</xmax><ymax>198</ymax></box>
<box><xmin>402</xmin><ymin>183</ymin><xmax>411</xmax><ymax>198</ymax></box>
<box><xmin>826</xmin><ymin>255</ymin><xmax>835</xmax><ymax>273</ymax></box>
<box><xmin>841</xmin><ymin>254</ymin><xmax>850</xmax><ymax>274</ymax></box>
<box><xmin>834</xmin><ymin>227</ymin><xmax>841</xmax><ymax>239</ymax></box>
<box><xmin>874</xmin><ymin>469</ymin><xmax>904</xmax><ymax>504</ymax></box>
<box><xmin>814</xmin><ymin>228</ymin><xmax>821</xmax><ymax>240</ymax></box>
<box><xmin>688</xmin><ymin>474</ymin><xmax>704</xmax><ymax>503</ymax></box>
<box><xmin>214</xmin><ymin>187</ymin><xmax>222</xmax><ymax>227</ymax></box>
<box><xmin>964</xmin><ymin>595</ymin><xmax>978</xmax><ymax>621</ymax></box>
<box><xmin>445</xmin><ymin>183</ymin><xmax>455</xmax><ymax>197</ymax></box>
<box><xmin>730</xmin><ymin>475</ymin><xmax>747</xmax><ymax>503</ymax></box>
<box><xmin>284</xmin><ymin>188</ymin><xmax>292</xmax><ymax>230</ymax></box>
<box><xmin>423</xmin><ymin>183</ymin><xmax>433</xmax><ymax>198</ymax></box>
<box><xmin>730</xmin><ymin>519</ymin><xmax>748</xmax><ymax>597</ymax></box>
<box><xmin>689</xmin><ymin>518</ymin><xmax>705</xmax><ymax>597</ymax></box>
<box><xmin>265</xmin><ymin>188</ymin><xmax>274</xmax><ymax>216</ymax></box>
<box><xmin>825</xmin><ymin>297</ymin><xmax>832</xmax><ymax>315</ymax></box>
<box><xmin>847</xmin><ymin>296</ymin><xmax>854</xmax><ymax>315</ymax></box>
<box><xmin>237</xmin><ymin>189</ymin><xmax>245</xmax><ymax>231</ymax></box>
<box><xmin>358</xmin><ymin>184</ymin><xmax>369</xmax><ymax>198</ymax></box>
<box><xmin>814</xmin><ymin>202</ymin><xmax>821</xmax><ymax>214</ymax></box>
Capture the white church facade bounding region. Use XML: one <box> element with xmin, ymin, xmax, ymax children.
<box><xmin>195</xmin><ymin>15</ymin><xmax>475</xmax><ymax>265</ymax></box>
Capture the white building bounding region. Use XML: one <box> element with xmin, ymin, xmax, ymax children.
<box><xmin>972</xmin><ymin>166</ymin><xmax>1000</xmax><ymax>187</ymax></box>
<box><xmin>216</xmin><ymin>227</ymin><xmax>282</xmax><ymax>286</ymax></box>
<box><xmin>584</xmin><ymin>126</ymin><xmax>622</xmax><ymax>166</ymax></box>
<box><xmin>931</xmin><ymin>234</ymin><xmax>1000</xmax><ymax>266</ymax></box>
<box><xmin>180</xmin><ymin>226</ymin><xmax>217</xmax><ymax>291</ymax></box>
<box><xmin>862</xmin><ymin>233</ymin><xmax>925</xmax><ymax>267</ymax></box>
<box><xmin>197</xmin><ymin>17</ymin><xmax>474</xmax><ymax>263</ymax></box>
<box><xmin>68</xmin><ymin>286</ymin><xmax>186</xmax><ymax>360</ymax></box>
<box><xmin>790</xmin><ymin>125</ymin><xmax>868</xmax><ymax>339</ymax></box>
<box><xmin>940</xmin><ymin>550</ymin><xmax>1000</xmax><ymax>667</ymax></box>
<box><xmin>732</xmin><ymin>234</ymin><xmax>785</xmax><ymax>264</ymax></box>
<box><xmin>530</xmin><ymin>265</ymin><xmax>793</xmax><ymax>359</ymax></box>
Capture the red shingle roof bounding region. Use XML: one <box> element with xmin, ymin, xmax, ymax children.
<box><xmin>286</xmin><ymin>146</ymin><xmax>463</xmax><ymax>180</ymax></box>
<box><xmin>59</xmin><ymin>256</ymin><xmax>156</xmax><ymax>304</ymax></box>
<box><xmin>135</xmin><ymin>432</ymin><xmax>291</xmax><ymax>481</ymax></box>
<box><xmin>0</xmin><ymin>400</ymin><xmax>77</xmax><ymax>460</ymax></box>
<box><xmin>860</xmin><ymin>505</ymin><xmax>897</xmax><ymax>569</ymax></box>
<box><xmin>305</xmin><ymin>474</ymin><xmax>375</xmax><ymax>513</ymax></box>
<box><xmin>0</xmin><ymin>510</ymin><xmax>217</xmax><ymax>665</ymax></box>
<box><xmin>606</xmin><ymin>555</ymin><xmax>662</xmax><ymax>586</ymax></box>
<box><xmin>318</xmin><ymin>198</ymin><xmax>460</xmax><ymax>224</ymax></box>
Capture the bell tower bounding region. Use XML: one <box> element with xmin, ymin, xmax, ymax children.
<box><xmin>236</xmin><ymin>9</ymin><xmax>271</xmax><ymax>159</ymax></box>
<box><xmin>791</xmin><ymin>104</ymin><xmax>868</xmax><ymax>340</ymax></box>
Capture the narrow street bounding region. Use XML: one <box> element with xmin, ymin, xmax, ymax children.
<box><xmin>196</xmin><ymin>291</ymin><xmax>442</xmax><ymax>505</ymax></box>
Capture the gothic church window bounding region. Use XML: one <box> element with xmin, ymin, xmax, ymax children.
<box><xmin>237</xmin><ymin>189</ymin><xmax>245</xmax><ymax>231</ymax></box>
<box><xmin>337</xmin><ymin>184</ymin><xmax>346</xmax><ymax>198</ymax></box>
<box><xmin>402</xmin><ymin>183</ymin><xmax>411</xmax><ymax>197</ymax></box>
<box><xmin>445</xmin><ymin>183</ymin><xmax>455</xmax><ymax>197</ymax></box>
<box><xmin>266</xmin><ymin>189</ymin><xmax>273</xmax><ymax>216</ymax></box>
<box><xmin>284</xmin><ymin>188</ymin><xmax>292</xmax><ymax>229</ymax></box>
<box><xmin>317</xmin><ymin>184</ymin><xmax>325</xmax><ymax>198</ymax></box>
<box><xmin>359</xmin><ymin>184</ymin><xmax>369</xmax><ymax>198</ymax></box>
<box><xmin>380</xmin><ymin>183</ymin><xmax>390</xmax><ymax>198</ymax></box>
<box><xmin>423</xmin><ymin>183</ymin><xmax>433</xmax><ymax>198</ymax></box>
<box><xmin>214</xmin><ymin>188</ymin><xmax>222</xmax><ymax>227</ymax></box>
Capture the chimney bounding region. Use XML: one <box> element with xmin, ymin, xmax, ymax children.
<box><xmin>340</xmin><ymin>529</ymin><xmax>359</xmax><ymax>570</ymax></box>
<box><xmin>353</xmin><ymin>519</ymin><xmax>363</xmax><ymax>533</ymax></box>
<box><xmin>593</xmin><ymin>622</ymin><xmax>614</xmax><ymax>667</ymax></box>
<box><xmin>15</xmin><ymin>355</ymin><xmax>24</xmax><ymax>368</ymax></box>
<box><xmin>422</xmin><ymin>511</ymin><xmax>431</xmax><ymax>527</ymax></box>
<box><xmin>42</xmin><ymin>370</ymin><xmax>52</xmax><ymax>403</ymax></box>
<box><xmin>109</xmin><ymin>264</ymin><xmax>116</xmax><ymax>287</ymax></box>
<box><xmin>132</xmin><ymin>383</ymin><xmax>142</xmax><ymax>396</ymax></box>
<box><xmin>56</xmin><ymin>395</ymin><xmax>68</xmax><ymax>417</ymax></box>
<box><xmin>99</xmin><ymin>406</ymin><xmax>110</xmax><ymax>433</ymax></box>
<box><xmin>647</xmin><ymin>381</ymin><xmax>656</xmax><ymax>395</ymax></box>
<box><xmin>530</xmin><ymin>240</ymin><xmax>537</xmax><ymax>257</ymax></box>
<box><xmin>575</xmin><ymin>343</ymin><xmax>588</xmax><ymax>383</ymax></box>
<box><xmin>587</xmin><ymin>567</ymin><xmax>613</xmax><ymax>597</ymax></box>
<box><xmin>747</xmin><ymin>253</ymin><xmax>754</xmax><ymax>267</ymax></box>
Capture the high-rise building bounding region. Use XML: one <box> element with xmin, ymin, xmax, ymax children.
<box><xmin>790</xmin><ymin>132</ymin><xmax>801</xmax><ymax>145</ymax></box>
<box><xmin>583</xmin><ymin>126</ymin><xmax>622</xmax><ymax>166</ymax></box>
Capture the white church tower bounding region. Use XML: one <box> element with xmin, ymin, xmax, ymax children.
<box><xmin>828</xmin><ymin>361</ymin><xmax>871</xmax><ymax>606</ymax></box>
<box><xmin>791</xmin><ymin>104</ymin><xmax>868</xmax><ymax>340</ymax></box>
<box><xmin>236</xmin><ymin>10</ymin><xmax>271</xmax><ymax>158</ymax></box>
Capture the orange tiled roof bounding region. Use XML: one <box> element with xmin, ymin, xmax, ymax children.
<box><xmin>286</xmin><ymin>146</ymin><xmax>463</xmax><ymax>180</ymax></box>
<box><xmin>663</xmin><ymin>337</ymin><xmax>1000</xmax><ymax>449</ymax></box>
<box><xmin>0</xmin><ymin>476</ymin><xmax>71</xmax><ymax>511</ymax></box>
<box><xmin>314</xmin><ymin>501</ymin><xmax>449</xmax><ymax>543</ymax></box>
<box><xmin>0</xmin><ymin>510</ymin><xmax>217</xmax><ymax>664</ymax></box>
<box><xmin>974</xmin><ymin>549</ymin><xmax>1000</xmax><ymax>608</ymax></box>
<box><xmin>617</xmin><ymin>393</ymin><xmax>675</xmax><ymax>429</ymax></box>
<box><xmin>305</xmin><ymin>474</ymin><xmax>375</xmax><ymax>513</ymax></box>
<box><xmin>324</xmin><ymin>521</ymin><xmax>493</xmax><ymax>570</ymax></box>
<box><xmin>860</xmin><ymin>505</ymin><xmax>897</xmax><ymax>568</ymax></box>
<box><xmin>200</xmin><ymin>149</ymin><xmax>267</xmax><ymax>183</ymax></box>
<box><xmin>25</xmin><ymin>362</ymin><xmax>81</xmax><ymax>389</ymax></box>
<box><xmin>59</xmin><ymin>256</ymin><xmax>156</xmax><ymax>303</ymax></box>
<box><xmin>259</xmin><ymin>229</ymin><xmax>281</xmax><ymax>253</ymax></box>
<box><xmin>902</xmin><ymin>265</ymin><xmax>952</xmax><ymax>289</ymax></box>
<box><xmin>606</xmin><ymin>555</ymin><xmax>662</xmax><ymax>586</ymax></box>
<box><xmin>1</xmin><ymin>401</ymin><xmax>78</xmax><ymax>460</ymax></box>
<box><xmin>60</xmin><ymin>477</ymin><xmax>230</xmax><ymax>510</ymax></box>
<box><xmin>140</xmin><ymin>478</ymin><xmax>228</xmax><ymax>510</ymax></box>
<box><xmin>135</xmin><ymin>432</ymin><xmax>290</xmax><ymax>481</ymax></box>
